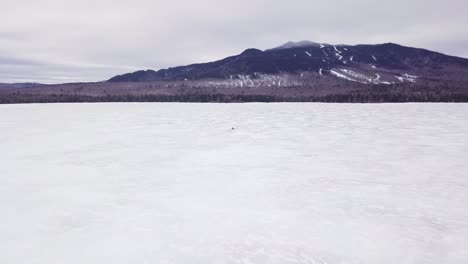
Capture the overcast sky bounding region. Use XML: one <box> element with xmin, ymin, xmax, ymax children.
<box><xmin>1</xmin><ymin>0</ymin><xmax>467</xmax><ymax>83</ymax></box>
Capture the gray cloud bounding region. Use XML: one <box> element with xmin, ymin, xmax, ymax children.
<box><xmin>1</xmin><ymin>0</ymin><xmax>467</xmax><ymax>83</ymax></box>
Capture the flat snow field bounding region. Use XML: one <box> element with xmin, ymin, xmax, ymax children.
<box><xmin>1</xmin><ymin>103</ymin><xmax>468</xmax><ymax>264</ymax></box>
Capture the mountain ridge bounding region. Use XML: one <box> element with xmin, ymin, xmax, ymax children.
<box><xmin>107</xmin><ymin>41</ymin><xmax>468</xmax><ymax>85</ymax></box>
<box><xmin>2</xmin><ymin>40</ymin><xmax>468</xmax><ymax>104</ymax></box>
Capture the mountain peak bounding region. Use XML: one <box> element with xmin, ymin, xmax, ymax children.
<box><xmin>269</xmin><ymin>40</ymin><xmax>322</xmax><ymax>50</ymax></box>
<box><xmin>240</xmin><ymin>48</ymin><xmax>264</xmax><ymax>56</ymax></box>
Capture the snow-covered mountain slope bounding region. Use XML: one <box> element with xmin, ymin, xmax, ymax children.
<box><xmin>108</xmin><ymin>41</ymin><xmax>468</xmax><ymax>87</ymax></box>
<box><xmin>1</xmin><ymin>103</ymin><xmax>468</xmax><ymax>264</ymax></box>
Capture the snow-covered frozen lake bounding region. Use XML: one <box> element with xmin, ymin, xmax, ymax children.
<box><xmin>1</xmin><ymin>103</ymin><xmax>468</xmax><ymax>264</ymax></box>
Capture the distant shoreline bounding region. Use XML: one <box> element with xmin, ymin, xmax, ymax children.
<box><xmin>1</xmin><ymin>93</ymin><xmax>467</xmax><ymax>104</ymax></box>
<box><xmin>2</xmin><ymin>80</ymin><xmax>467</xmax><ymax>104</ymax></box>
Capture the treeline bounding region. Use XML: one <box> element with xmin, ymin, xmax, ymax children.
<box><xmin>1</xmin><ymin>91</ymin><xmax>468</xmax><ymax>104</ymax></box>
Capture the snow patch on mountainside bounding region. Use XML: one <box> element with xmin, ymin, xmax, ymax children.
<box><xmin>330</xmin><ymin>69</ymin><xmax>357</xmax><ymax>82</ymax></box>
<box><xmin>334</xmin><ymin>46</ymin><xmax>343</xmax><ymax>60</ymax></box>
<box><xmin>329</xmin><ymin>69</ymin><xmax>393</xmax><ymax>85</ymax></box>
<box><xmin>337</xmin><ymin>69</ymin><xmax>370</xmax><ymax>83</ymax></box>
<box><xmin>375</xmin><ymin>73</ymin><xmax>381</xmax><ymax>82</ymax></box>
<box><xmin>199</xmin><ymin>74</ymin><xmax>302</xmax><ymax>88</ymax></box>
<box><xmin>396</xmin><ymin>74</ymin><xmax>418</xmax><ymax>83</ymax></box>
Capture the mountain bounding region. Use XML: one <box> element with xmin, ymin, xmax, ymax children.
<box><xmin>2</xmin><ymin>41</ymin><xmax>468</xmax><ymax>103</ymax></box>
<box><xmin>108</xmin><ymin>41</ymin><xmax>468</xmax><ymax>86</ymax></box>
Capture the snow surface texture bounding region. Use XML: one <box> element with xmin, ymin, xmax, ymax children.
<box><xmin>1</xmin><ymin>103</ymin><xmax>468</xmax><ymax>264</ymax></box>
